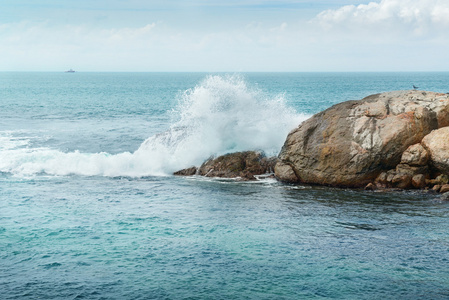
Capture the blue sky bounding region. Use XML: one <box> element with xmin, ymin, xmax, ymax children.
<box><xmin>1</xmin><ymin>0</ymin><xmax>448</xmax><ymax>71</ymax></box>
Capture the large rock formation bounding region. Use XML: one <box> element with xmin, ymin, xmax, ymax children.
<box><xmin>174</xmin><ymin>151</ymin><xmax>276</xmax><ymax>181</ymax></box>
<box><xmin>276</xmin><ymin>90</ymin><xmax>449</xmax><ymax>187</ymax></box>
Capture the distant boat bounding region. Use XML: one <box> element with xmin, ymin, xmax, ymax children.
<box><xmin>65</xmin><ymin>69</ymin><xmax>75</xmax><ymax>73</ymax></box>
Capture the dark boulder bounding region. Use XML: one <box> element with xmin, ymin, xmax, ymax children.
<box><xmin>174</xmin><ymin>166</ymin><xmax>198</xmax><ymax>176</ymax></box>
<box><xmin>175</xmin><ymin>151</ymin><xmax>276</xmax><ymax>181</ymax></box>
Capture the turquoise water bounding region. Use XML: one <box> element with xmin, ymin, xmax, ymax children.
<box><xmin>1</xmin><ymin>72</ymin><xmax>449</xmax><ymax>299</ymax></box>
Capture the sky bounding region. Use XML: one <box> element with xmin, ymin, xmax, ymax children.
<box><xmin>1</xmin><ymin>0</ymin><xmax>448</xmax><ymax>72</ymax></box>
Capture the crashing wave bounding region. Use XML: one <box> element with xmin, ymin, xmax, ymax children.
<box><xmin>0</xmin><ymin>75</ymin><xmax>308</xmax><ymax>177</ymax></box>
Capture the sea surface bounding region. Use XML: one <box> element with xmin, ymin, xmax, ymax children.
<box><xmin>1</xmin><ymin>72</ymin><xmax>449</xmax><ymax>299</ymax></box>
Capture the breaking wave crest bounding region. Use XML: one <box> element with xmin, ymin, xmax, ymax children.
<box><xmin>0</xmin><ymin>75</ymin><xmax>308</xmax><ymax>177</ymax></box>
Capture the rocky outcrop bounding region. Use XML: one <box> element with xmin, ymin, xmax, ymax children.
<box><xmin>276</xmin><ymin>90</ymin><xmax>449</xmax><ymax>187</ymax></box>
<box><xmin>174</xmin><ymin>151</ymin><xmax>276</xmax><ymax>181</ymax></box>
<box><xmin>174</xmin><ymin>90</ymin><xmax>449</xmax><ymax>193</ymax></box>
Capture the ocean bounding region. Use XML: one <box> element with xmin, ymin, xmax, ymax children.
<box><xmin>1</xmin><ymin>72</ymin><xmax>448</xmax><ymax>299</ymax></box>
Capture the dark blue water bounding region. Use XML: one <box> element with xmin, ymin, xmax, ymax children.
<box><xmin>1</xmin><ymin>72</ymin><xmax>449</xmax><ymax>299</ymax></box>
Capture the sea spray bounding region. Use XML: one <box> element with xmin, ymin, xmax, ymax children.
<box><xmin>0</xmin><ymin>75</ymin><xmax>308</xmax><ymax>177</ymax></box>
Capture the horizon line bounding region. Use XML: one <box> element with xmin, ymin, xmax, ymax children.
<box><xmin>2</xmin><ymin>70</ymin><xmax>449</xmax><ymax>73</ymax></box>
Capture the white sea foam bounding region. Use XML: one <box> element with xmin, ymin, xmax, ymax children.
<box><xmin>0</xmin><ymin>75</ymin><xmax>309</xmax><ymax>177</ymax></box>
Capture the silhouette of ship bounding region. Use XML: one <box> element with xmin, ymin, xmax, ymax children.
<box><xmin>65</xmin><ymin>69</ymin><xmax>75</xmax><ymax>73</ymax></box>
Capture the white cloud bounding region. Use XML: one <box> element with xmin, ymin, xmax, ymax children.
<box><xmin>0</xmin><ymin>22</ymin><xmax>157</xmax><ymax>47</ymax></box>
<box><xmin>315</xmin><ymin>0</ymin><xmax>449</xmax><ymax>36</ymax></box>
<box><xmin>0</xmin><ymin>20</ymin><xmax>299</xmax><ymax>71</ymax></box>
<box><xmin>270</xmin><ymin>22</ymin><xmax>288</xmax><ymax>33</ymax></box>
<box><xmin>1</xmin><ymin>1</ymin><xmax>449</xmax><ymax>72</ymax></box>
<box><xmin>104</xmin><ymin>23</ymin><xmax>156</xmax><ymax>42</ymax></box>
<box><xmin>0</xmin><ymin>22</ymin><xmax>162</xmax><ymax>71</ymax></box>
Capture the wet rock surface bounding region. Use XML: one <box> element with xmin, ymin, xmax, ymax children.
<box><xmin>173</xmin><ymin>166</ymin><xmax>198</xmax><ymax>176</ymax></box>
<box><xmin>174</xmin><ymin>151</ymin><xmax>276</xmax><ymax>181</ymax></box>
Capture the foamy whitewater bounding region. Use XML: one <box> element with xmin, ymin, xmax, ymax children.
<box><xmin>2</xmin><ymin>72</ymin><xmax>449</xmax><ymax>300</ymax></box>
<box><xmin>0</xmin><ymin>75</ymin><xmax>306</xmax><ymax>177</ymax></box>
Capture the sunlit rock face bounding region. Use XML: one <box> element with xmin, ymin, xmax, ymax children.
<box><xmin>276</xmin><ymin>90</ymin><xmax>449</xmax><ymax>187</ymax></box>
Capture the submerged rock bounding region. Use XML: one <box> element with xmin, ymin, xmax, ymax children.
<box><xmin>174</xmin><ymin>151</ymin><xmax>276</xmax><ymax>181</ymax></box>
<box><xmin>277</xmin><ymin>90</ymin><xmax>449</xmax><ymax>187</ymax></box>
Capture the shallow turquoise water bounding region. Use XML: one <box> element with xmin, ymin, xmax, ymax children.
<box><xmin>1</xmin><ymin>73</ymin><xmax>449</xmax><ymax>299</ymax></box>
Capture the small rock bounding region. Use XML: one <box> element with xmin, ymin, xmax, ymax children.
<box><xmin>395</xmin><ymin>164</ymin><xmax>428</xmax><ymax>176</ymax></box>
<box><xmin>436</xmin><ymin>174</ymin><xmax>449</xmax><ymax>185</ymax></box>
<box><xmin>440</xmin><ymin>184</ymin><xmax>449</xmax><ymax>193</ymax></box>
<box><xmin>198</xmin><ymin>151</ymin><xmax>274</xmax><ymax>180</ymax></box>
<box><xmin>173</xmin><ymin>151</ymin><xmax>276</xmax><ymax>180</ymax></box>
<box><xmin>427</xmin><ymin>179</ymin><xmax>437</xmax><ymax>186</ymax></box>
<box><xmin>386</xmin><ymin>171</ymin><xmax>396</xmax><ymax>183</ymax></box>
<box><xmin>401</xmin><ymin>143</ymin><xmax>429</xmax><ymax>166</ymax></box>
<box><xmin>392</xmin><ymin>173</ymin><xmax>412</xmax><ymax>189</ymax></box>
<box><xmin>427</xmin><ymin>174</ymin><xmax>449</xmax><ymax>186</ymax></box>
<box><xmin>411</xmin><ymin>174</ymin><xmax>426</xmax><ymax>189</ymax></box>
<box><xmin>241</xmin><ymin>171</ymin><xmax>256</xmax><ymax>181</ymax></box>
<box><xmin>174</xmin><ymin>166</ymin><xmax>197</xmax><ymax>176</ymax></box>
<box><xmin>375</xmin><ymin>172</ymin><xmax>388</xmax><ymax>185</ymax></box>
<box><xmin>365</xmin><ymin>183</ymin><xmax>376</xmax><ymax>190</ymax></box>
<box><xmin>432</xmin><ymin>185</ymin><xmax>442</xmax><ymax>192</ymax></box>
